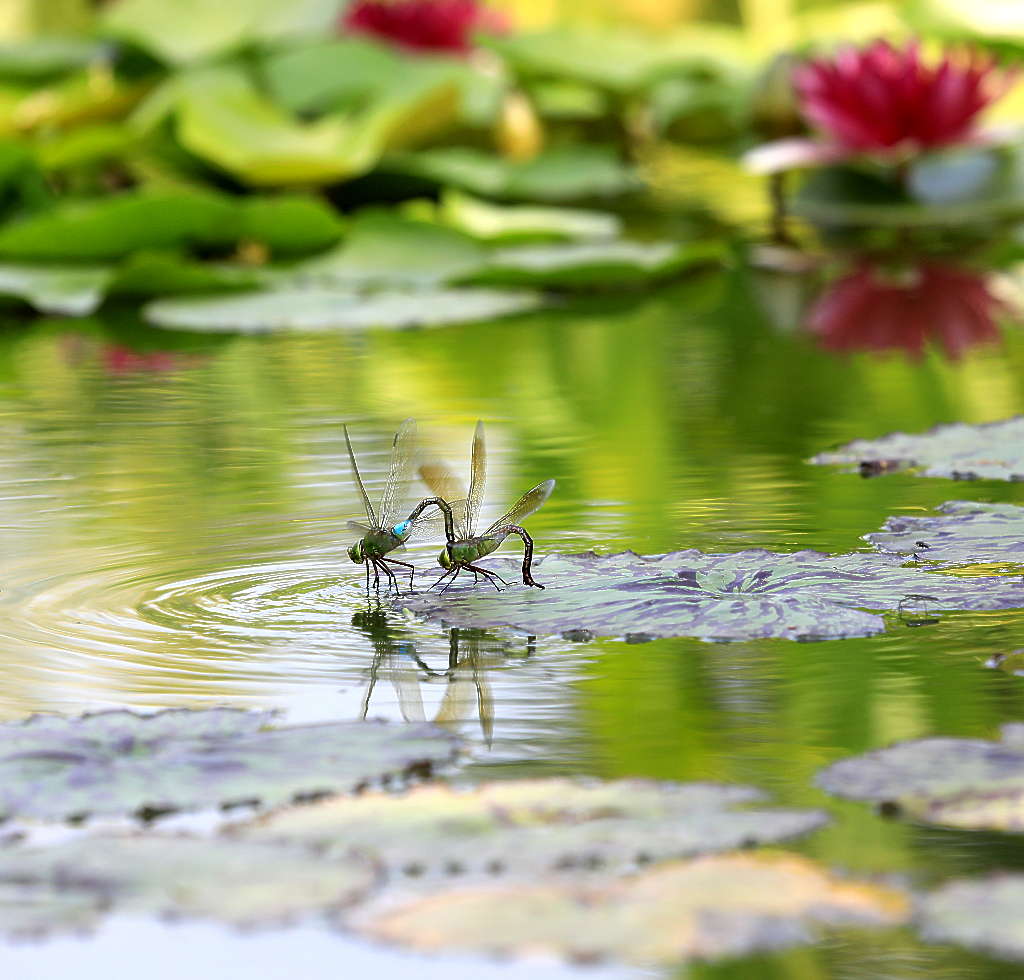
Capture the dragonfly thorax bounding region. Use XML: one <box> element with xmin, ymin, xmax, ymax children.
<box><xmin>350</xmin><ymin>530</ymin><xmax>402</xmax><ymax>564</ymax></box>
<box><xmin>437</xmin><ymin>535</ymin><xmax>503</xmax><ymax>568</ymax></box>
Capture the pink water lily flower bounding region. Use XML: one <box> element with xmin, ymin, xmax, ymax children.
<box><xmin>746</xmin><ymin>40</ymin><xmax>1016</xmax><ymax>175</ymax></box>
<box><xmin>342</xmin><ymin>0</ymin><xmax>507</xmax><ymax>54</ymax></box>
<box><xmin>806</xmin><ymin>260</ymin><xmax>1005</xmax><ymax>359</ymax></box>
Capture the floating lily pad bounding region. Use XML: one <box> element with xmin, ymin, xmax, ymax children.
<box><xmin>462</xmin><ymin>240</ymin><xmax>723</xmax><ymax>289</ymax></box>
<box><xmin>867</xmin><ymin>501</ymin><xmax>1024</xmax><ymax>568</ymax></box>
<box><xmin>399</xmin><ymin>550</ymin><xmax>1024</xmax><ymax>642</ymax></box>
<box><xmin>239</xmin><ymin>779</ymin><xmax>828</xmax><ymax>876</ymax></box>
<box><xmin>0</xmin><ymin>880</ymin><xmax>106</xmax><ymax>940</ymax></box>
<box><xmin>0</xmin><ymin>708</ymin><xmax>458</xmax><ymax>821</ymax></box>
<box><xmin>918</xmin><ymin>875</ymin><xmax>1024</xmax><ymax>962</ymax></box>
<box><xmin>144</xmin><ymin>287</ymin><xmax>541</xmax><ymax>333</ymax></box>
<box><xmin>811</xmin><ymin>417</ymin><xmax>1024</xmax><ymax>482</ymax></box>
<box><xmin>817</xmin><ymin>724</ymin><xmax>1024</xmax><ymax>830</ymax></box>
<box><xmin>0</xmin><ymin>835</ymin><xmax>375</xmax><ymax>927</ymax></box>
<box><xmin>384</xmin><ymin>146</ymin><xmax>638</xmax><ymax>202</ymax></box>
<box><xmin>359</xmin><ymin>852</ymin><xmax>909</xmax><ymax>965</ymax></box>
<box><xmin>108</xmin><ymin>252</ymin><xmax>265</xmax><ymax>298</ymax></box>
<box><xmin>0</xmin><ymin>263</ymin><xmax>111</xmax><ymax>315</ymax></box>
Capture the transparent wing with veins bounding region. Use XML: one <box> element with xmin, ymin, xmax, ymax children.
<box><xmin>466</xmin><ymin>420</ymin><xmax>487</xmax><ymax>540</ymax></box>
<box><xmin>486</xmin><ymin>478</ymin><xmax>555</xmax><ymax>533</ymax></box>
<box><xmin>419</xmin><ymin>460</ymin><xmax>472</xmax><ymax>540</ymax></box>
<box><xmin>344</xmin><ymin>424</ymin><xmax>376</xmax><ymax>527</ymax></box>
<box><xmin>377</xmin><ymin>418</ymin><xmax>417</xmax><ymax>532</ymax></box>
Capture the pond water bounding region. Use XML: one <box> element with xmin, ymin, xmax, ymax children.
<box><xmin>2</xmin><ymin>257</ymin><xmax>1024</xmax><ymax>977</ymax></box>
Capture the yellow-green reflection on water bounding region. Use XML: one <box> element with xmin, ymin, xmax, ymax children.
<box><xmin>2</xmin><ymin>263</ymin><xmax>1024</xmax><ymax>976</ymax></box>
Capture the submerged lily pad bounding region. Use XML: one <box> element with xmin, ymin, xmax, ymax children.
<box><xmin>867</xmin><ymin>501</ymin><xmax>1024</xmax><ymax>568</ymax></box>
<box><xmin>239</xmin><ymin>779</ymin><xmax>828</xmax><ymax>875</ymax></box>
<box><xmin>918</xmin><ymin>875</ymin><xmax>1024</xmax><ymax>962</ymax></box>
<box><xmin>810</xmin><ymin>417</ymin><xmax>1024</xmax><ymax>482</ymax></box>
<box><xmin>817</xmin><ymin>724</ymin><xmax>1024</xmax><ymax>830</ymax></box>
<box><xmin>0</xmin><ymin>835</ymin><xmax>375</xmax><ymax>928</ymax></box>
<box><xmin>399</xmin><ymin>550</ymin><xmax>1024</xmax><ymax>642</ymax></box>
<box><xmin>359</xmin><ymin>852</ymin><xmax>908</xmax><ymax>965</ymax></box>
<box><xmin>0</xmin><ymin>709</ymin><xmax>458</xmax><ymax>821</ymax></box>
<box><xmin>462</xmin><ymin>240</ymin><xmax>723</xmax><ymax>289</ymax></box>
<box><xmin>144</xmin><ymin>287</ymin><xmax>541</xmax><ymax>333</ymax></box>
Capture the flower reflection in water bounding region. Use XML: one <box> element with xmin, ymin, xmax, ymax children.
<box><xmin>806</xmin><ymin>260</ymin><xmax>1008</xmax><ymax>359</ymax></box>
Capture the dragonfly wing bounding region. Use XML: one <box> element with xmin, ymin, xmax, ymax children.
<box><xmin>344</xmin><ymin>424</ymin><xmax>376</xmax><ymax>526</ymax></box>
<box><xmin>466</xmin><ymin>420</ymin><xmax>487</xmax><ymax>537</ymax></box>
<box><xmin>488</xmin><ymin>478</ymin><xmax>555</xmax><ymax>532</ymax></box>
<box><xmin>419</xmin><ymin>460</ymin><xmax>471</xmax><ymax>539</ymax></box>
<box><xmin>347</xmin><ymin>521</ymin><xmax>373</xmax><ymax>536</ymax></box>
<box><xmin>378</xmin><ymin>418</ymin><xmax>417</xmax><ymax>531</ymax></box>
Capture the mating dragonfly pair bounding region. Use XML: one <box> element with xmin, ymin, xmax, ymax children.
<box><xmin>345</xmin><ymin>419</ymin><xmax>554</xmax><ymax>594</ymax></box>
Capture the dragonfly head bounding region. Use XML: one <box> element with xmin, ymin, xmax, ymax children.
<box><xmin>348</xmin><ymin>540</ymin><xmax>365</xmax><ymax>564</ymax></box>
<box><xmin>438</xmin><ymin>544</ymin><xmax>453</xmax><ymax>570</ymax></box>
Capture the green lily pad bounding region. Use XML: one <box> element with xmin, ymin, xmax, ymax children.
<box><xmin>0</xmin><ymin>263</ymin><xmax>111</xmax><ymax>315</ymax></box>
<box><xmin>399</xmin><ymin>549</ymin><xmax>1024</xmax><ymax>642</ymax></box>
<box><xmin>462</xmin><ymin>240</ymin><xmax>724</xmax><ymax>289</ymax></box>
<box><xmin>287</xmin><ymin>211</ymin><xmax>486</xmax><ymax>288</ymax></box>
<box><xmin>239</xmin><ymin>779</ymin><xmax>828</xmax><ymax>876</ymax></box>
<box><xmin>817</xmin><ymin>723</ymin><xmax>1024</xmax><ymax>830</ymax></box>
<box><xmin>420</xmin><ymin>190</ymin><xmax>621</xmax><ymax>244</ymax></box>
<box><xmin>108</xmin><ymin>252</ymin><xmax>265</xmax><ymax>298</ymax></box>
<box><xmin>918</xmin><ymin>875</ymin><xmax>1024</xmax><ymax>962</ymax></box>
<box><xmin>359</xmin><ymin>852</ymin><xmax>909</xmax><ymax>965</ymax></box>
<box><xmin>235</xmin><ymin>195</ymin><xmax>345</xmax><ymax>256</ymax></box>
<box><xmin>0</xmin><ymin>189</ymin><xmax>237</xmax><ymax>261</ymax></box>
<box><xmin>0</xmin><ymin>708</ymin><xmax>458</xmax><ymax>821</ymax></box>
<box><xmin>384</xmin><ymin>146</ymin><xmax>638</xmax><ymax>202</ymax></box>
<box><xmin>0</xmin><ymin>39</ymin><xmax>109</xmax><ymax>82</ymax></box>
<box><xmin>867</xmin><ymin>501</ymin><xmax>1024</xmax><ymax>569</ymax></box>
<box><xmin>0</xmin><ymin>880</ymin><xmax>106</xmax><ymax>940</ymax></box>
<box><xmin>0</xmin><ymin>835</ymin><xmax>376</xmax><ymax>928</ymax></box>
<box><xmin>102</xmin><ymin>0</ymin><xmax>339</xmax><ymax>64</ymax></box>
<box><xmin>144</xmin><ymin>287</ymin><xmax>541</xmax><ymax>333</ymax></box>
<box><xmin>811</xmin><ymin>417</ymin><xmax>1024</xmax><ymax>482</ymax></box>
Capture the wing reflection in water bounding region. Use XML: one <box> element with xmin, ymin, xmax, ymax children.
<box><xmin>353</xmin><ymin>606</ymin><xmax>530</xmax><ymax>747</ymax></box>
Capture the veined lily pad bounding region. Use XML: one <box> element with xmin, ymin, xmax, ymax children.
<box><xmin>462</xmin><ymin>240</ymin><xmax>724</xmax><ymax>289</ymax></box>
<box><xmin>0</xmin><ymin>835</ymin><xmax>375</xmax><ymax>927</ymax></box>
<box><xmin>918</xmin><ymin>875</ymin><xmax>1024</xmax><ymax>962</ymax></box>
<box><xmin>817</xmin><ymin>724</ymin><xmax>1024</xmax><ymax>830</ymax></box>
<box><xmin>399</xmin><ymin>550</ymin><xmax>1024</xmax><ymax>642</ymax></box>
<box><xmin>811</xmin><ymin>417</ymin><xmax>1024</xmax><ymax>482</ymax></box>
<box><xmin>358</xmin><ymin>852</ymin><xmax>909</xmax><ymax>965</ymax></box>
<box><xmin>0</xmin><ymin>263</ymin><xmax>111</xmax><ymax>315</ymax></box>
<box><xmin>0</xmin><ymin>709</ymin><xmax>458</xmax><ymax>821</ymax></box>
<box><xmin>144</xmin><ymin>287</ymin><xmax>541</xmax><ymax>333</ymax></box>
<box><xmin>238</xmin><ymin>779</ymin><xmax>828</xmax><ymax>876</ymax></box>
<box><xmin>867</xmin><ymin>501</ymin><xmax>1024</xmax><ymax>568</ymax></box>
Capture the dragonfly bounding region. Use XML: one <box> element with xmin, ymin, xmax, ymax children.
<box><xmin>420</xmin><ymin>420</ymin><xmax>554</xmax><ymax>592</ymax></box>
<box><xmin>345</xmin><ymin>419</ymin><xmax>453</xmax><ymax>593</ymax></box>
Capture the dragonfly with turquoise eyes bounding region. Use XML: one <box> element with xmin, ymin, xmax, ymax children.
<box><xmin>345</xmin><ymin>420</ymin><xmax>453</xmax><ymax>593</ymax></box>
<box><xmin>420</xmin><ymin>421</ymin><xmax>554</xmax><ymax>592</ymax></box>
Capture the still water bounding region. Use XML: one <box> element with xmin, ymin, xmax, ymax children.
<box><xmin>2</xmin><ymin>260</ymin><xmax>1024</xmax><ymax>976</ymax></box>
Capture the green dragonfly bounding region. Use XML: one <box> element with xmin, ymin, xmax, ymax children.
<box><xmin>420</xmin><ymin>420</ymin><xmax>554</xmax><ymax>592</ymax></box>
<box><xmin>345</xmin><ymin>419</ymin><xmax>453</xmax><ymax>593</ymax></box>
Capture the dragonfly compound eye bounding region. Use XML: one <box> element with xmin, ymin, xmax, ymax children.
<box><xmin>438</xmin><ymin>546</ymin><xmax>452</xmax><ymax>569</ymax></box>
<box><xmin>348</xmin><ymin>541</ymin><xmax>364</xmax><ymax>564</ymax></box>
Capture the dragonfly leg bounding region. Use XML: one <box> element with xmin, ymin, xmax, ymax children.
<box><xmin>363</xmin><ymin>560</ymin><xmax>371</xmax><ymax>593</ymax></box>
<box><xmin>493</xmin><ymin>525</ymin><xmax>544</xmax><ymax>589</ymax></box>
<box><xmin>381</xmin><ymin>560</ymin><xmax>401</xmax><ymax>595</ymax></box>
<box><xmin>437</xmin><ymin>566</ymin><xmax>463</xmax><ymax>595</ymax></box>
<box><xmin>464</xmin><ymin>562</ymin><xmax>504</xmax><ymax>592</ymax></box>
<box><xmin>370</xmin><ymin>558</ymin><xmax>383</xmax><ymax>591</ymax></box>
<box><xmin>384</xmin><ymin>558</ymin><xmax>416</xmax><ymax>593</ymax></box>
<box><xmin>430</xmin><ymin>567</ymin><xmax>457</xmax><ymax>591</ymax></box>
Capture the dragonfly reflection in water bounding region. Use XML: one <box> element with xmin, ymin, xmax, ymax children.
<box><xmin>344</xmin><ymin>419</ymin><xmax>454</xmax><ymax>594</ymax></box>
<box><xmin>420</xmin><ymin>421</ymin><xmax>554</xmax><ymax>592</ymax></box>
<box><xmin>354</xmin><ymin>607</ymin><xmax>524</xmax><ymax>746</ymax></box>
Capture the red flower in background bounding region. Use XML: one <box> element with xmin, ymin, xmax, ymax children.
<box><xmin>342</xmin><ymin>0</ymin><xmax>507</xmax><ymax>54</ymax></box>
<box><xmin>796</xmin><ymin>40</ymin><xmax>1011</xmax><ymax>154</ymax></box>
<box><xmin>806</xmin><ymin>261</ymin><xmax>1005</xmax><ymax>359</ymax></box>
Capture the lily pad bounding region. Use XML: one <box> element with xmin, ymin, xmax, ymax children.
<box><xmin>0</xmin><ymin>708</ymin><xmax>458</xmax><ymax>821</ymax></box>
<box><xmin>462</xmin><ymin>240</ymin><xmax>724</xmax><ymax>289</ymax></box>
<box><xmin>383</xmin><ymin>146</ymin><xmax>638</xmax><ymax>202</ymax></box>
<box><xmin>358</xmin><ymin>852</ymin><xmax>909</xmax><ymax>965</ymax></box>
<box><xmin>144</xmin><ymin>287</ymin><xmax>541</xmax><ymax>333</ymax></box>
<box><xmin>239</xmin><ymin>779</ymin><xmax>828</xmax><ymax>876</ymax></box>
<box><xmin>817</xmin><ymin>723</ymin><xmax>1024</xmax><ymax>830</ymax></box>
<box><xmin>867</xmin><ymin>501</ymin><xmax>1024</xmax><ymax>568</ymax></box>
<box><xmin>399</xmin><ymin>549</ymin><xmax>1024</xmax><ymax>642</ymax></box>
<box><xmin>918</xmin><ymin>875</ymin><xmax>1024</xmax><ymax>962</ymax></box>
<box><xmin>811</xmin><ymin>417</ymin><xmax>1024</xmax><ymax>482</ymax></box>
<box><xmin>0</xmin><ymin>263</ymin><xmax>111</xmax><ymax>315</ymax></box>
<box><xmin>0</xmin><ymin>835</ymin><xmax>376</xmax><ymax>927</ymax></box>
